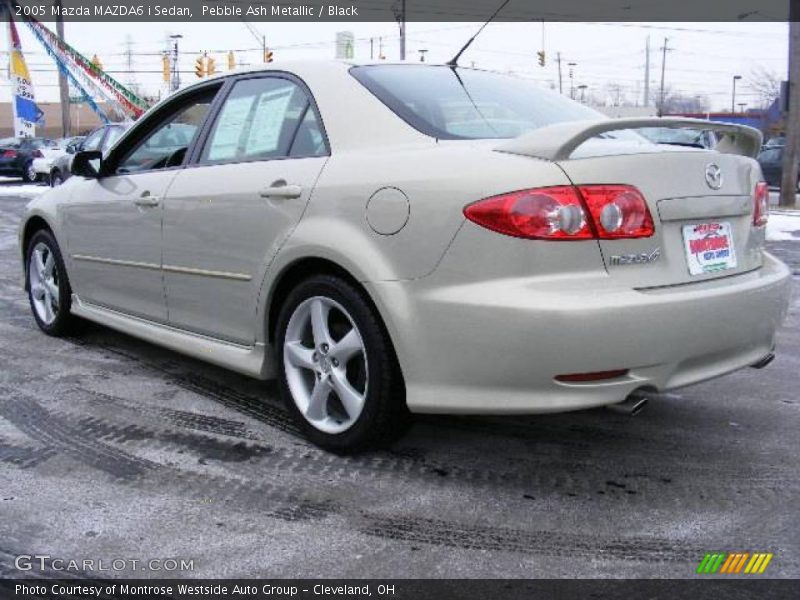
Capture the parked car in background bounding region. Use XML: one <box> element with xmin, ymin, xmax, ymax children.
<box><xmin>639</xmin><ymin>127</ymin><xmax>717</xmax><ymax>149</ymax></box>
<box><xmin>757</xmin><ymin>145</ymin><xmax>798</xmax><ymax>190</ymax></box>
<box><xmin>763</xmin><ymin>134</ymin><xmax>785</xmax><ymax>149</ymax></box>
<box><xmin>0</xmin><ymin>137</ymin><xmax>58</xmax><ymax>182</ymax></box>
<box><xmin>30</xmin><ymin>136</ymin><xmax>84</xmax><ymax>183</ymax></box>
<box><xmin>49</xmin><ymin>124</ymin><xmax>128</xmax><ymax>186</ymax></box>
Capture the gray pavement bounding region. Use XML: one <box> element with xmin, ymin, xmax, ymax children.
<box><xmin>0</xmin><ymin>182</ymin><xmax>798</xmax><ymax>579</ymax></box>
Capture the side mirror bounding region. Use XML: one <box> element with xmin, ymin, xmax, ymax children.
<box><xmin>71</xmin><ymin>150</ymin><xmax>102</xmax><ymax>178</ymax></box>
<box><xmin>66</xmin><ymin>144</ymin><xmax>76</xmax><ymax>154</ymax></box>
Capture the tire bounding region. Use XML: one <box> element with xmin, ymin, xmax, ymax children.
<box><xmin>275</xmin><ymin>274</ymin><xmax>410</xmax><ymax>452</ymax></box>
<box><xmin>25</xmin><ymin>229</ymin><xmax>81</xmax><ymax>336</ymax></box>
<box><xmin>22</xmin><ymin>163</ymin><xmax>36</xmax><ymax>183</ymax></box>
<box><xmin>50</xmin><ymin>170</ymin><xmax>63</xmax><ymax>187</ymax></box>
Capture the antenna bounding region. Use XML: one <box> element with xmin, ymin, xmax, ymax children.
<box><xmin>446</xmin><ymin>0</ymin><xmax>512</xmax><ymax>67</ymax></box>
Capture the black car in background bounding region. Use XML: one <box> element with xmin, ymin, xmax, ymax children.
<box><xmin>49</xmin><ymin>123</ymin><xmax>129</xmax><ymax>186</ymax></box>
<box><xmin>757</xmin><ymin>145</ymin><xmax>799</xmax><ymax>190</ymax></box>
<box><xmin>0</xmin><ymin>137</ymin><xmax>57</xmax><ymax>182</ymax></box>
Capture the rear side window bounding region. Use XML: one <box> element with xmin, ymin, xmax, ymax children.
<box><xmin>199</xmin><ymin>77</ymin><xmax>327</xmax><ymax>164</ymax></box>
<box><xmin>351</xmin><ymin>64</ymin><xmax>603</xmax><ymax>140</ymax></box>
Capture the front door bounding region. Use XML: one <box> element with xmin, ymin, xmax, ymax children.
<box><xmin>162</xmin><ymin>75</ymin><xmax>329</xmax><ymax>344</ymax></box>
<box><xmin>63</xmin><ymin>86</ymin><xmax>222</xmax><ymax>322</ymax></box>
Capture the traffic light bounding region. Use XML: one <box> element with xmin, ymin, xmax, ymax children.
<box><xmin>264</xmin><ymin>48</ymin><xmax>273</xmax><ymax>63</ymax></box>
<box><xmin>162</xmin><ymin>54</ymin><xmax>170</xmax><ymax>82</ymax></box>
<box><xmin>227</xmin><ymin>50</ymin><xmax>236</xmax><ymax>71</ymax></box>
<box><xmin>195</xmin><ymin>56</ymin><xmax>205</xmax><ymax>78</ymax></box>
<box><xmin>91</xmin><ymin>54</ymin><xmax>103</xmax><ymax>71</ymax></box>
<box><xmin>537</xmin><ymin>51</ymin><xmax>545</xmax><ymax>67</ymax></box>
<box><xmin>206</xmin><ymin>55</ymin><xmax>216</xmax><ymax>76</ymax></box>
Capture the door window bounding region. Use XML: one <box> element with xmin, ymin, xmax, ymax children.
<box><xmin>116</xmin><ymin>90</ymin><xmax>217</xmax><ymax>174</ymax></box>
<box><xmin>199</xmin><ymin>77</ymin><xmax>326</xmax><ymax>164</ymax></box>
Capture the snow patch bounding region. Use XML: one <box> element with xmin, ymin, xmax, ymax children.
<box><xmin>766</xmin><ymin>213</ymin><xmax>800</xmax><ymax>242</ymax></box>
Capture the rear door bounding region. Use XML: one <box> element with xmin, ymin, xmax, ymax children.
<box><xmin>162</xmin><ymin>73</ymin><xmax>329</xmax><ymax>344</ymax></box>
<box><xmin>557</xmin><ymin>148</ymin><xmax>763</xmax><ymax>288</ymax></box>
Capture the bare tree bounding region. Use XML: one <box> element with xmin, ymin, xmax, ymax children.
<box><xmin>748</xmin><ymin>65</ymin><xmax>782</xmax><ymax>109</ymax></box>
<box><xmin>651</xmin><ymin>86</ymin><xmax>710</xmax><ymax>114</ymax></box>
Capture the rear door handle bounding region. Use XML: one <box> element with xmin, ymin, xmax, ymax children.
<box><xmin>135</xmin><ymin>193</ymin><xmax>160</xmax><ymax>207</ymax></box>
<box><xmin>260</xmin><ymin>182</ymin><xmax>303</xmax><ymax>199</ymax></box>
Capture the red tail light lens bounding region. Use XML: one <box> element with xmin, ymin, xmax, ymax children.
<box><xmin>465</xmin><ymin>184</ymin><xmax>654</xmax><ymax>241</ymax></box>
<box><xmin>753</xmin><ymin>181</ymin><xmax>769</xmax><ymax>227</ymax></box>
<box><xmin>2</xmin><ymin>150</ymin><xmax>17</xmax><ymax>158</ymax></box>
<box><xmin>463</xmin><ymin>186</ymin><xmax>593</xmax><ymax>240</ymax></box>
<box><xmin>32</xmin><ymin>149</ymin><xmax>44</xmax><ymax>158</ymax></box>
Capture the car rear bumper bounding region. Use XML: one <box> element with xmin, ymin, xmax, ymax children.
<box><xmin>367</xmin><ymin>252</ymin><xmax>792</xmax><ymax>414</ymax></box>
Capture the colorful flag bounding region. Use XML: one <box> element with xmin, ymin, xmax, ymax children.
<box><xmin>7</xmin><ymin>11</ymin><xmax>43</xmax><ymax>137</ymax></box>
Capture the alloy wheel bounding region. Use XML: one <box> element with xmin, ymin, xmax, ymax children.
<box><xmin>283</xmin><ymin>296</ymin><xmax>368</xmax><ymax>434</ymax></box>
<box><xmin>28</xmin><ymin>242</ymin><xmax>60</xmax><ymax>325</ymax></box>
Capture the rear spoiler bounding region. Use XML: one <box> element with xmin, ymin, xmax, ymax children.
<box><xmin>495</xmin><ymin>117</ymin><xmax>763</xmax><ymax>161</ymax></box>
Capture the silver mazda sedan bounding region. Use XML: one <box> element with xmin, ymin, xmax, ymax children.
<box><xmin>19</xmin><ymin>61</ymin><xmax>792</xmax><ymax>451</ymax></box>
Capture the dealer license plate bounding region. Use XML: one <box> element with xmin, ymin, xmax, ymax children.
<box><xmin>682</xmin><ymin>222</ymin><xmax>737</xmax><ymax>276</ymax></box>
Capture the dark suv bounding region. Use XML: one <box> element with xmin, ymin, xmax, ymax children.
<box><xmin>49</xmin><ymin>123</ymin><xmax>129</xmax><ymax>186</ymax></box>
<box><xmin>0</xmin><ymin>137</ymin><xmax>57</xmax><ymax>182</ymax></box>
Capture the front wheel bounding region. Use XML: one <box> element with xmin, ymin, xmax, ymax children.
<box><xmin>50</xmin><ymin>170</ymin><xmax>63</xmax><ymax>187</ymax></box>
<box><xmin>275</xmin><ymin>274</ymin><xmax>409</xmax><ymax>452</ymax></box>
<box><xmin>26</xmin><ymin>229</ymin><xmax>81</xmax><ymax>336</ymax></box>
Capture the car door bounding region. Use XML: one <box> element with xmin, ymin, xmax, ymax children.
<box><xmin>63</xmin><ymin>85</ymin><xmax>222</xmax><ymax>322</ymax></box>
<box><xmin>162</xmin><ymin>74</ymin><xmax>329</xmax><ymax>344</ymax></box>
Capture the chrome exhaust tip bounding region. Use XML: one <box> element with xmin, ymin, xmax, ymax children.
<box><xmin>606</xmin><ymin>393</ymin><xmax>649</xmax><ymax>416</ymax></box>
<box><xmin>750</xmin><ymin>353</ymin><xmax>775</xmax><ymax>369</ymax></box>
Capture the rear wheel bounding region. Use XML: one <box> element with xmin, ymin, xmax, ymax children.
<box><xmin>23</xmin><ymin>164</ymin><xmax>36</xmax><ymax>183</ymax></box>
<box><xmin>26</xmin><ymin>229</ymin><xmax>80</xmax><ymax>336</ymax></box>
<box><xmin>275</xmin><ymin>274</ymin><xmax>409</xmax><ymax>452</ymax></box>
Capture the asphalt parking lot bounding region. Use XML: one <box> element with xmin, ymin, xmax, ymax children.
<box><xmin>0</xmin><ymin>181</ymin><xmax>798</xmax><ymax>579</ymax></box>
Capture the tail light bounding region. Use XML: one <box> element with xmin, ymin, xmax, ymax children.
<box><xmin>2</xmin><ymin>150</ymin><xmax>17</xmax><ymax>158</ymax></box>
<box><xmin>753</xmin><ymin>181</ymin><xmax>769</xmax><ymax>227</ymax></box>
<box><xmin>464</xmin><ymin>184</ymin><xmax>654</xmax><ymax>241</ymax></box>
<box><xmin>32</xmin><ymin>149</ymin><xmax>43</xmax><ymax>158</ymax></box>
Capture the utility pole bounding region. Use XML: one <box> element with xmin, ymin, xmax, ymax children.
<box><xmin>643</xmin><ymin>35</ymin><xmax>650</xmax><ymax>108</ymax></box>
<box><xmin>568</xmin><ymin>62</ymin><xmax>576</xmax><ymax>99</ymax></box>
<box><xmin>53</xmin><ymin>0</ymin><xmax>70</xmax><ymax>136</ymax></box>
<box><xmin>780</xmin><ymin>15</ymin><xmax>800</xmax><ymax>208</ymax></box>
<box><xmin>170</xmin><ymin>34</ymin><xmax>182</xmax><ymax>92</ymax></box>
<box><xmin>556</xmin><ymin>52</ymin><xmax>563</xmax><ymax>94</ymax></box>
<box><xmin>392</xmin><ymin>0</ymin><xmax>406</xmax><ymax>60</ymax></box>
<box><xmin>658</xmin><ymin>37</ymin><xmax>670</xmax><ymax>116</ymax></box>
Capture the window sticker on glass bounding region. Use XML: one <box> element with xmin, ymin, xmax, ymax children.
<box><xmin>206</xmin><ymin>95</ymin><xmax>256</xmax><ymax>161</ymax></box>
<box><xmin>243</xmin><ymin>86</ymin><xmax>295</xmax><ymax>156</ymax></box>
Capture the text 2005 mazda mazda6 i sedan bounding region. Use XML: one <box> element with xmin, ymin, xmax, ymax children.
<box><xmin>19</xmin><ymin>61</ymin><xmax>792</xmax><ymax>451</ymax></box>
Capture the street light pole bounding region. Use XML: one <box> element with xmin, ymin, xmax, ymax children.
<box><xmin>731</xmin><ymin>75</ymin><xmax>742</xmax><ymax>113</ymax></box>
<box><xmin>53</xmin><ymin>0</ymin><xmax>70</xmax><ymax>136</ymax></box>
<box><xmin>780</xmin><ymin>16</ymin><xmax>800</xmax><ymax>208</ymax></box>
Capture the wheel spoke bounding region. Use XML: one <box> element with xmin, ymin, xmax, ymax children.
<box><xmin>306</xmin><ymin>377</ymin><xmax>331</xmax><ymax>421</ymax></box>
<box><xmin>31</xmin><ymin>282</ymin><xmax>45</xmax><ymax>300</ymax></box>
<box><xmin>285</xmin><ymin>341</ymin><xmax>316</xmax><ymax>371</ymax></box>
<box><xmin>34</xmin><ymin>248</ymin><xmax>46</xmax><ymax>276</ymax></box>
<box><xmin>42</xmin><ymin>293</ymin><xmax>54</xmax><ymax>323</ymax></box>
<box><xmin>330</xmin><ymin>369</ymin><xmax>365</xmax><ymax>420</ymax></box>
<box><xmin>44</xmin><ymin>279</ymin><xmax>59</xmax><ymax>301</ymax></box>
<box><xmin>310</xmin><ymin>298</ymin><xmax>332</xmax><ymax>347</ymax></box>
<box><xmin>43</xmin><ymin>252</ymin><xmax>54</xmax><ymax>277</ymax></box>
<box><xmin>331</xmin><ymin>328</ymin><xmax>363</xmax><ymax>364</ymax></box>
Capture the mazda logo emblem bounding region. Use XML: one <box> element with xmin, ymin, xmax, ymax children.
<box><xmin>705</xmin><ymin>163</ymin><xmax>723</xmax><ymax>190</ymax></box>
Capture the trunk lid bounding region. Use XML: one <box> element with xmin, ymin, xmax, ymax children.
<box><xmin>556</xmin><ymin>146</ymin><xmax>764</xmax><ymax>288</ymax></box>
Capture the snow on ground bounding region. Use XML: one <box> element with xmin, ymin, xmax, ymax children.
<box><xmin>0</xmin><ymin>177</ymin><xmax>47</xmax><ymax>198</ymax></box>
<box><xmin>767</xmin><ymin>212</ymin><xmax>800</xmax><ymax>242</ymax></box>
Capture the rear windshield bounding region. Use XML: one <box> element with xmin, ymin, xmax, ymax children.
<box><xmin>350</xmin><ymin>64</ymin><xmax>603</xmax><ymax>140</ymax></box>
